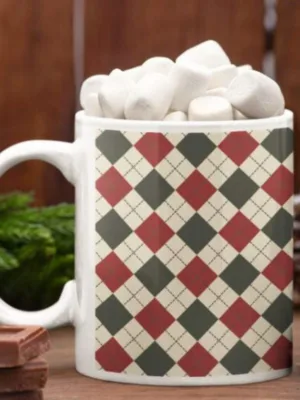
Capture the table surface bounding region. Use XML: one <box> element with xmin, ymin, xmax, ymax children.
<box><xmin>45</xmin><ymin>314</ymin><xmax>300</xmax><ymax>400</ymax></box>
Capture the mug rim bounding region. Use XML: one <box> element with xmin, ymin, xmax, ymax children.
<box><xmin>75</xmin><ymin>109</ymin><xmax>293</xmax><ymax>133</ymax></box>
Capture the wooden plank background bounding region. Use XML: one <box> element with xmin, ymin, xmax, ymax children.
<box><xmin>2</xmin><ymin>0</ymin><xmax>300</xmax><ymax>205</ymax></box>
<box><xmin>0</xmin><ymin>0</ymin><xmax>75</xmax><ymax>205</ymax></box>
<box><xmin>84</xmin><ymin>0</ymin><xmax>264</xmax><ymax>77</ymax></box>
<box><xmin>276</xmin><ymin>0</ymin><xmax>300</xmax><ymax>190</ymax></box>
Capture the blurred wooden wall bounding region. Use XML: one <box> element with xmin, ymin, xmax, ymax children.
<box><xmin>0</xmin><ymin>0</ymin><xmax>298</xmax><ymax>205</ymax></box>
<box><xmin>0</xmin><ymin>0</ymin><xmax>75</xmax><ymax>206</ymax></box>
<box><xmin>276</xmin><ymin>0</ymin><xmax>300</xmax><ymax>196</ymax></box>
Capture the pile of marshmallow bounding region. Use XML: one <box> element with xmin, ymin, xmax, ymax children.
<box><xmin>80</xmin><ymin>40</ymin><xmax>285</xmax><ymax>122</ymax></box>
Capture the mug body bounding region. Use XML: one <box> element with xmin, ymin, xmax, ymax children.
<box><xmin>74</xmin><ymin>111</ymin><xmax>294</xmax><ymax>385</ymax></box>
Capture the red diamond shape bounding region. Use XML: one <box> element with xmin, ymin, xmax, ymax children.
<box><xmin>221</xmin><ymin>298</ymin><xmax>260</xmax><ymax>337</ymax></box>
<box><xmin>135</xmin><ymin>132</ymin><xmax>174</xmax><ymax>166</ymax></box>
<box><xmin>262</xmin><ymin>166</ymin><xmax>294</xmax><ymax>205</ymax></box>
<box><xmin>178</xmin><ymin>343</ymin><xmax>217</xmax><ymax>376</ymax></box>
<box><xmin>95</xmin><ymin>338</ymin><xmax>132</xmax><ymax>372</ymax></box>
<box><xmin>96</xmin><ymin>167</ymin><xmax>132</xmax><ymax>206</ymax></box>
<box><xmin>135</xmin><ymin>213</ymin><xmax>174</xmax><ymax>252</ymax></box>
<box><xmin>178</xmin><ymin>257</ymin><xmax>217</xmax><ymax>296</ymax></box>
<box><xmin>263</xmin><ymin>251</ymin><xmax>293</xmax><ymax>290</ymax></box>
<box><xmin>136</xmin><ymin>299</ymin><xmax>175</xmax><ymax>339</ymax></box>
<box><xmin>220</xmin><ymin>212</ymin><xmax>259</xmax><ymax>251</ymax></box>
<box><xmin>96</xmin><ymin>252</ymin><xmax>132</xmax><ymax>292</ymax></box>
<box><xmin>177</xmin><ymin>171</ymin><xmax>216</xmax><ymax>210</ymax></box>
<box><xmin>263</xmin><ymin>336</ymin><xmax>292</xmax><ymax>370</ymax></box>
<box><xmin>219</xmin><ymin>131</ymin><xmax>259</xmax><ymax>166</ymax></box>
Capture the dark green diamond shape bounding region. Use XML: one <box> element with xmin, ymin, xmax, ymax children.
<box><xmin>178</xmin><ymin>300</ymin><xmax>217</xmax><ymax>340</ymax></box>
<box><xmin>96</xmin><ymin>130</ymin><xmax>132</xmax><ymax>164</ymax></box>
<box><xmin>135</xmin><ymin>170</ymin><xmax>173</xmax><ymax>209</ymax></box>
<box><xmin>263</xmin><ymin>293</ymin><xmax>293</xmax><ymax>333</ymax></box>
<box><xmin>261</xmin><ymin>128</ymin><xmax>293</xmax><ymax>162</ymax></box>
<box><xmin>176</xmin><ymin>133</ymin><xmax>216</xmax><ymax>167</ymax></box>
<box><xmin>136</xmin><ymin>343</ymin><xmax>175</xmax><ymax>376</ymax></box>
<box><xmin>96</xmin><ymin>210</ymin><xmax>132</xmax><ymax>249</ymax></box>
<box><xmin>178</xmin><ymin>214</ymin><xmax>216</xmax><ymax>253</ymax></box>
<box><xmin>220</xmin><ymin>255</ymin><xmax>259</xmax><ymax>295</ymax></box>
<box><xmin>262</xmin><ymin>209</ymin><xmax>293</xmax><ymax>248</ymax></box>
<box><xmin>219</xmin><ymin>169</ymin><xmax>259</xmax><ymax>209</ymax></box>
<box><xmin>96</xmin><ymin>295</ymin><xmax>132</xmax><ymax>335</ymax></box>
<box><xmin>136</xmin><ymin>256</ymin><xmax>174</xmax><ymax>295</ymax></box>
<box><xmin>221</xmin><ymin>341</ymin><xmax>260</xmax><ymax>374</ymax></box>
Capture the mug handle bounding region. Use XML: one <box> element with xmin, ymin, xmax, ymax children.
<box><xmin>0</xmin><ymin>140</ymin><xmax>77</xmax><ymax>328</ymax></box>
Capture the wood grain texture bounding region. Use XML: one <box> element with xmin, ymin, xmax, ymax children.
<box><xmin>45</xmin><ymin>314</ymin><xmax>300</xmax><ymax>400</ymax></box>
<box><xmin>276</xmin><ymin>0</ymin><xmax>300</xmax><ymax>191</ymax></box>
<box><xmin>84</xmin><ymin>0</ymin><xmax>265</xmax><ymax>77</ymax></box>
<box><xmin>0</xmin><ymin>0</ymin><xmax>74</xmax><ymax>205</ymax></box>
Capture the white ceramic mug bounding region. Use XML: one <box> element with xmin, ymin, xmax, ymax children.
<box><xmin>0</xmin><ymin>110</ymin><xmax>294</xmax><ymax>386</ymax></box>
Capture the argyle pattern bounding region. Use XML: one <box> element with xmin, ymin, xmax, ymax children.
<box><xmin>95</xmin><ymin>128</ymin><xmax>293</xmax><ymax>378</ymax></box>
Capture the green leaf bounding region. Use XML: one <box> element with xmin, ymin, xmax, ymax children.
<box><xmin>0</xmin><ymin>247</ymin><xmax>19</xmax><ymax>271</ymax></box>
<box><xmin>0</xmin><ymin>192</ymin><xmax>33</xmax><ymax>214</ymax></box>
<box><xmin>0</xmin><ymin>192</ymin><xmax>75</xmax><ymax>310</ymax></box>
<box><xmin>0</xmin><ymin>221</ymin><xmax>54</xmax><ymax>247</ymax></box>
<box><xmin>3</xmin><ymin>204</ymin><xmax>75</xmax><ymax>254</ymax></box>
<box><xmin>10</xmin><ymin>203</ymin><xmax>75</xmax><ymax>223</ymax></box>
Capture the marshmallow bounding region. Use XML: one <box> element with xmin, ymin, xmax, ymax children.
<box><xmin>124</xmin><ymin>66</ymin><xmax>143</xmax><ymax>81</ymax></box>
<box><xmin>208</xmin><ymin>65</ymin><xmax>237</xmax><ymax>89</ymax></box>
<box><xmin>80</xmin><ymin>75</ymin><xmax>107</xmax><ymax>108</ymax></box>
<box><xmin>142</xmin><ymin>57</ymin><xmax>174</xmax><ymax>76</ymax></box>
<box><xmin>98</xmin><ymin>72</ymin><xmax>134</xmax><ymax>119</ymax></box>
<box><xmin>205</xmin><ymin>87</ymin><xmax>227</xmax><ymax>97</ymax></box>
<box><xmin>109</xmin><ymin>68</ymin><xmax>123</xmax><ymax>78</ymax></box>
<box><xmin>170</xmin><ymin>62</ymin><xmax>211</xmax><ymax>112</ymax></box>
<box><xmin>177</xmin><ymin>40</ymin><xmax>230</xmax><ymax>68</ymax></box>
<box><xmin>226</xmin><ymin>70</ymin><xmax>285</xmax><ymax>118</ymax></box>
<box><xmin>111</xmin><ymin>67</ymin><xmax>143</xmax><ymax>82</ymax></box>
<box><xmin>233</xmin><ymin>108</ymin><xmax>248</xmax><ymax>120</ymax></box>
<box><xmin>125</xmin><ymin>73</ymin><xmax>174</xmax><ymax>120</ymax></box>
<box><xmin>237</xmin><ymin>64</ymin><xmax>253</xmax><ymax>74</ymax></box>
<box><xmin>84</xmin><ymin>93</ymin><xmax>103</xmax><ymax>117</ymax></box>
<box><xmin>164</xmin><ymin>111</ymin><xmax>187</xmax><ymax>121</ymax></box>
<box><xmin>188</xmin><ymin>96</ymin><xmax>233</xmax><ymax>121</ymax></box>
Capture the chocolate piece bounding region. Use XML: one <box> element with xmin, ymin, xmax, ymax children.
<box><xmin>0</xmin><ymin>357</ymin><xmax>47</xmax><ymax>393</ymax></box>
<box><xmin>0</xmin><ymin>391</ymin><xmax>43</xmax><ymax>400</ymax></box>
<box><xmin>0</xmin><ymin>326</ymin><xmax>50</xmax><ymax>367</ymax></box>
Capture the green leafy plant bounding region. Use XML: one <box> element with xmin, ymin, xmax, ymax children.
<box><xmin>0</xmin><ymin>192</ymin><xmax>74</xmax><ymax>310</ymax></box>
